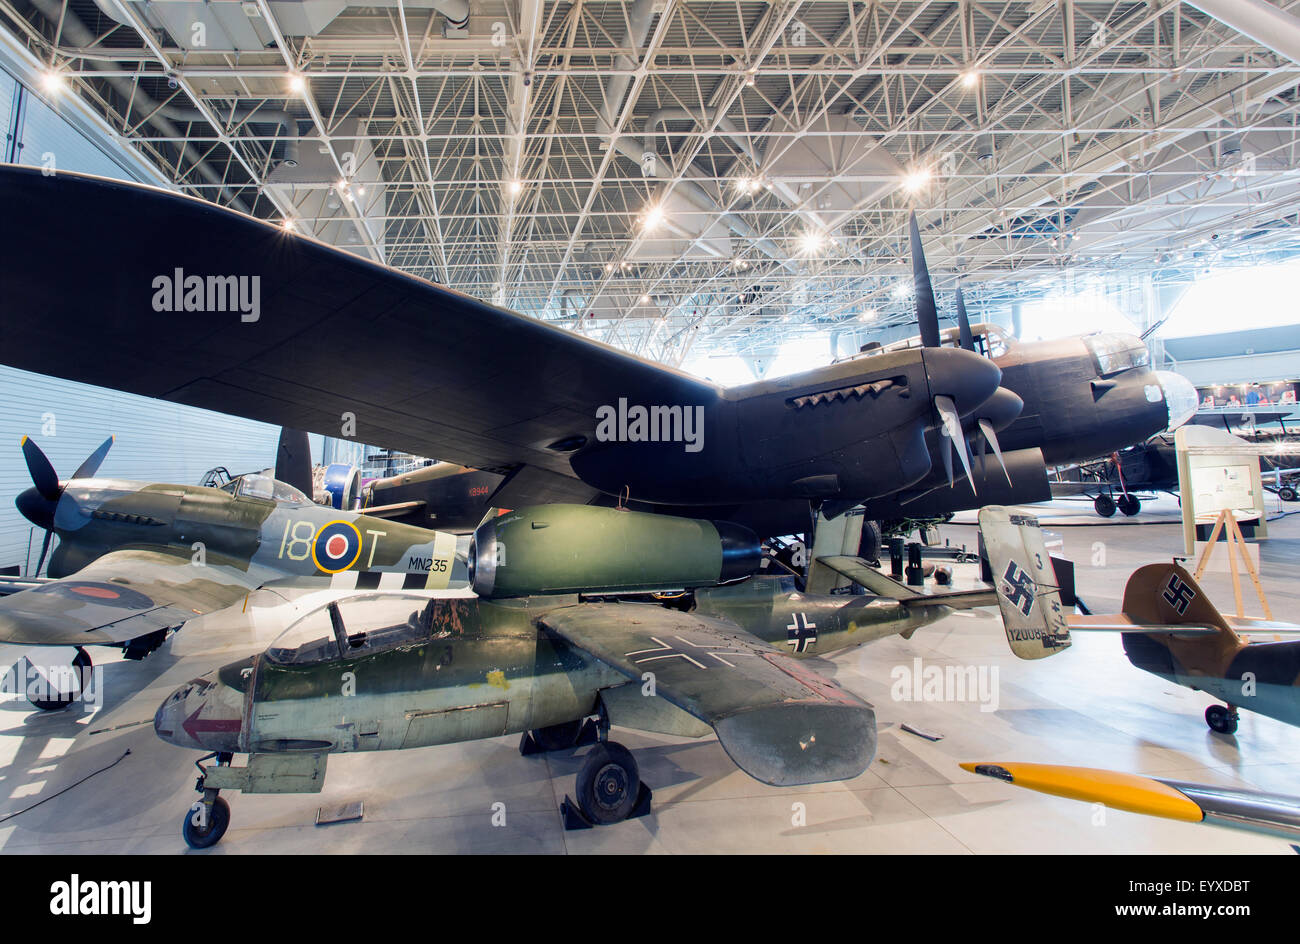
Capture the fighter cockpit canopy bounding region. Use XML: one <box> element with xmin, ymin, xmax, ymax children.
<box><xmin>220</xmin><ymin>472</ymin><xmax>311</xmax><ymax>505</ymax></box>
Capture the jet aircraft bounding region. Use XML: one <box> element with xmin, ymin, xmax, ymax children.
<box><xmin>3</xmin><ymin>435</ymin><xmax>466</xmax><ymax>708</ymax></box>
<box><xmin>152</xmin><ymin>502</ymin><xmax>1058</xmax><ymax>847</ymax></box>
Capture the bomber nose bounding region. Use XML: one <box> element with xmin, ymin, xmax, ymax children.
<box><xmin>153</xmin><ymin>675</ymin><xmax>243</xmax><ymax>752</ymax></box>
<box><xmin>1156</xmin><ymin>370</ymin><xmax>1198</xmax><ymax>431</ymax></box>
<box><xmin>15</xmin><ymin>486</ymin><xmax>56</xmax><ymax>531</ymax></box>
<box><xmin>921</xmin><ymin>346</ymin><xmax>1003</xmax><ymax>415</ymax></box>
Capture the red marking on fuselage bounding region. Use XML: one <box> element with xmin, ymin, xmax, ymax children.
<box><xmin>182</xmin><ymin>706</ymin><xmax>242</xmax><ymax>744</ymax></box>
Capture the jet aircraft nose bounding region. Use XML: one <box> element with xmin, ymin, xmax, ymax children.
<box><xmin>1156</xmin><ymin>370</ymin><xmax>1198</xmax><ymax>431</ymax></box>
<box><xmin>154</xmin><ymin>671</ymin><xmax>245</xmax><ymax>752</ymax></box>
<box><xmin>15</xmin><ymin>485</ymin><xmax>56</xmax><ymax>531</ymax></box>
<box><xmin>920</xmin><ymin>346</ymin><xmax>1003</xmax><ymax>414</ymax></box>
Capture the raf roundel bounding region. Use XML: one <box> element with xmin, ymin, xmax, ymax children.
<box><xmin>311</xmin><ymin>520</ymin><xmax>363</xmax><ymax>574</ymax></box>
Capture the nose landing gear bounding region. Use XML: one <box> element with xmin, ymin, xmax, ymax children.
<box><xmin>182</xmin><ymin>752</ymin><xmax>233</xmax><ymax>849</ymax></box>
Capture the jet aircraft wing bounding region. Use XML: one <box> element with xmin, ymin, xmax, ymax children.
<box><xmin>538</xmin><ymin>603</ymin><xmax>876</xmax><ymax>786</ymax></box>
<box><xmin>0</xmin><ymin>548</ymin><xmax>265</xmax><ymax>646</ymax></box>
<box><xmin>0</xmin><ymin>166</ymin><xmax>717</xmax><ymax>505</ymax></box>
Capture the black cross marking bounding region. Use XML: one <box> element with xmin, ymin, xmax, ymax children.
<box><xmin>999</xmin><ymin>561</ymin><xmax>1036</xmax><ymax>617</ymax></box>
<box><xmin>1162</xmin><ymin>574</ymin><xmax>1196</xmax><ymax>615</ymax></box>
<box><xmin>625</xmin><ymin>635</ymin><xmax>751</xmax><ymax>670</ymax></box>
<box><xmin>786</xmin><ymin>612</ymin><xmax>818</xmax><ymax>653</ymax></box>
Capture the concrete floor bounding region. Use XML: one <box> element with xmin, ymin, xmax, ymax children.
<box><xmin>1</xmin><ymin>496</ymin><xmax>1297</xmax><ymax>854</ymax></box>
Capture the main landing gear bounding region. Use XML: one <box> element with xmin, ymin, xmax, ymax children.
<box><xmin>521</xmin><ymin>713</ymin><xmax>653</xmax><ymax>828</ymax></box>
<box><xmin>182</xmin><ymin>752</ymin><xmax>233</xmax><ymax>849</ymax></box>
<box><xmin>1116</xmin><ymin>493</ymin><xmax>1141</xmax><ymax>517</ymax></box>
<box><xmin>1205</xmin><ymin>704</ymin><xmax>1239</xmax><ymax>735</ymax></box>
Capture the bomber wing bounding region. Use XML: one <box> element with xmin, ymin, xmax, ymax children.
<box><xmin>0</xmin><ymin>548</ymin><xmax>266</xmax><ymax>646</ymax></box>
<box><xmin>0</xmin><ymin>166</ymin><xmax>719</xmax><ymax>505</ymax></box>
<box><xmin>538</xmin><ymin>603</ymin><xmax>875</xmax><ymax>786</ymax></box>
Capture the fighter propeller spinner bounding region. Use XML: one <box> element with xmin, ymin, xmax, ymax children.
<box><xmin>16</xmin><ymin>434</ymin><xmax>115</xmax><ymax>576</ymax></box>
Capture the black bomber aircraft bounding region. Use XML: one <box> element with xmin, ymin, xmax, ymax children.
<box><xmin>0</xmin><ymin>168</ymin><xmax>1193</xmax><ymax>542</ymax></box>
<box><xmin>1</xmin><ymin>166</ymin><xmax>1005</xmax><ymax>533</ymax></box>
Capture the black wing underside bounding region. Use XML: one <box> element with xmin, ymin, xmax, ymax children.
<box><xmin>0</xmin><ymin>166</ymin><xmax>718</xmax><ymax>503</ymax></box>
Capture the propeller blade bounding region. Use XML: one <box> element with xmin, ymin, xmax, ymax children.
<box><xmin>935</xmin><ymin>395</ymin><xmax>975</xmax><ymax>492</ymax></box>
<box><xmin>274</xmin><ymin>428</ymin><xmax>314</xmax><ymax>497</ymax></box>
<box><xmin>978</xmin><ymin>418</ymin><xmax>1013</xmax><ymax>485</ymax></box>
<box><xmin>33</xmin><ymin>528</ymin><xmax>53</xmax><ymax>577</ymax></box>
<box><xmin>956</xmin><ymin>285</ymin><xmax>975</xmax><ymax>352</ymax></box>
<box><xmin>72</xmin><ymin>435</ymin><xmax>115</xmax><ymax>481</ymax></box>
<box><xmin>910</xmin><ymin>213</ymin><xmax>940</xmax><ymax>348</ymax></box>
<box><xmin>20</xmin><ymin>436</ymin><xmax>61</xmax><ymax>501</ymax></box>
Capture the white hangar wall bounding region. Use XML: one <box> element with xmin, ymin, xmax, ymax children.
<box><xmin>0</xmin><ymin>42</ymin><xmax>287</xmax><ymax>572</ymax></box>
<box><xmin>0</xmin><ymin>366</ymin><xmax>283</xmax><ymax>573</ymax></box>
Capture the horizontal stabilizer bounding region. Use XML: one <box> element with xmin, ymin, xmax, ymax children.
<box><xmin>816</xmin><ymin>557</ymin><xmax>998</xmax><ymax>611</ymax></box>
<box><xmin>1067</xmin><ymin>614</ymin><xmax>1219</xmax><ymax>637</ymax></box>
<box><xmin>815</xmin><ymin>556</ymin><xmax>919</xmax><ymax>598</ymax></box>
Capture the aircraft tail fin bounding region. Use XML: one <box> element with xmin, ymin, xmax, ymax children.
<box><xmin>1119</xmin><ymin>562</ymin><xmax>1241</xmax><ymax>643</ymax></box>
<box><xmin>976</xmin><ymin>506</ymin><xmax>1072</xmax><ymax>659</ymax></box>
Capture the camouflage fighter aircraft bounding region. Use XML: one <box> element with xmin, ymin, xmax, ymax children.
<box><xmin>977</xmin><ymin>507</ymin><xmax>1300</xmax><ymax>735</ymax></box>
<box><xmin>152</xmin><ymin>502</ymin><xmax>1056</xmax><ymax>848</ymax></box>
<box><xmin>3</xmin><ymin>436</ymin><xmax>466</xmax><ymax>709</ymax></box>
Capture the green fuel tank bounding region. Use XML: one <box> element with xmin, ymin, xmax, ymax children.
<box><xmin>468</xmin><ymin>504</ymin><xmax>761</xmax><ymax>598</ymax></box>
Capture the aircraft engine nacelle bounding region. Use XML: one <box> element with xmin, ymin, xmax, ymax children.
<box><xmin>468</xmin><ymin>505</ymin><xmax>761</xmax><ymax>598</ymax></box>
<box><xmin>317</xmin><ymin>463</ymin><xmax>362</xmax><ymax>510</ymax></box>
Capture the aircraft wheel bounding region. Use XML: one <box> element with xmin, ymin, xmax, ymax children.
<box><xmin>26</xmin><ymin>648</ymin><xmax>93</xmax><ymax>712</ymax></box>
<box><xmin>1093</xmin><ymin>495</ymin><xmax>1117</xmax><ymax>518</ymax></box>
<box><xmin>1117</xmin><ymin>494</ymin><xmax>1141</xmax><ymax>517</ymax></box>
<box><xmin>1205</xmin><ymin>705</ymin><xmax>1238</xmax><ymax>735</ymax></box>
<box><xmin>182</xmin><ymin>796</ymin><xmax>230</xmax><ymax>849</ymax></box>
<box><xmin>575</xmin><ymin>742</ymin><xmax>640</xmax><ymax>825</ymax></box>
<box><xmin>1280</xmin><ymin>486</ymin><xmax>1298</xmax><ymax>503</ymax></box>
<box><xmin>530</xmin><ymin>720</ymin><xmax>584</xmax><ymax>752</ymax></box>
<box><xmin>858</xmin><ymin>519</ymin><xmax>883</xmax><ymax>564</ymax></box>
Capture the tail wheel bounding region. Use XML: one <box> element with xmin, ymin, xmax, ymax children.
<box><xmin>576</xmin><ymin>743</ymin><xmax>640</xmax><ymax>825</ymax></box>
<box><xmin>1205</xmin><ymin>705</ymin><xmax>1239</xmax><ymax>735</ymax></box>
<box><xmin>182</xmin><ymin>796</ymin><xmax>231</xmax><ymax>849</ymax></box>
<box><xmin>25</xmin><ymin>648</ymin><xmax>93</xmax><ymax>712</ymax></box>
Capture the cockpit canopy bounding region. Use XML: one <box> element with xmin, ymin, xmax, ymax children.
<box><xmin>1083</xmin><ymin>333</ymin><xmax>1150</xmax><ymax>377</ymax></box>
<box><xmin>264</xmin><ymin>593</ymin><xmax>476</xmax><ymax>666</ymax></box>
<box><xmin>220</xmin><ymin>472</ymin><xmax>310</xmax><ymax>505</ymax></box>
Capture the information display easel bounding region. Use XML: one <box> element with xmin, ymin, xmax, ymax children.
<box><xmin>1191</xmin><ymin>508</ymin><xmax>1272</xmax><ymax>619</ymax></box>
